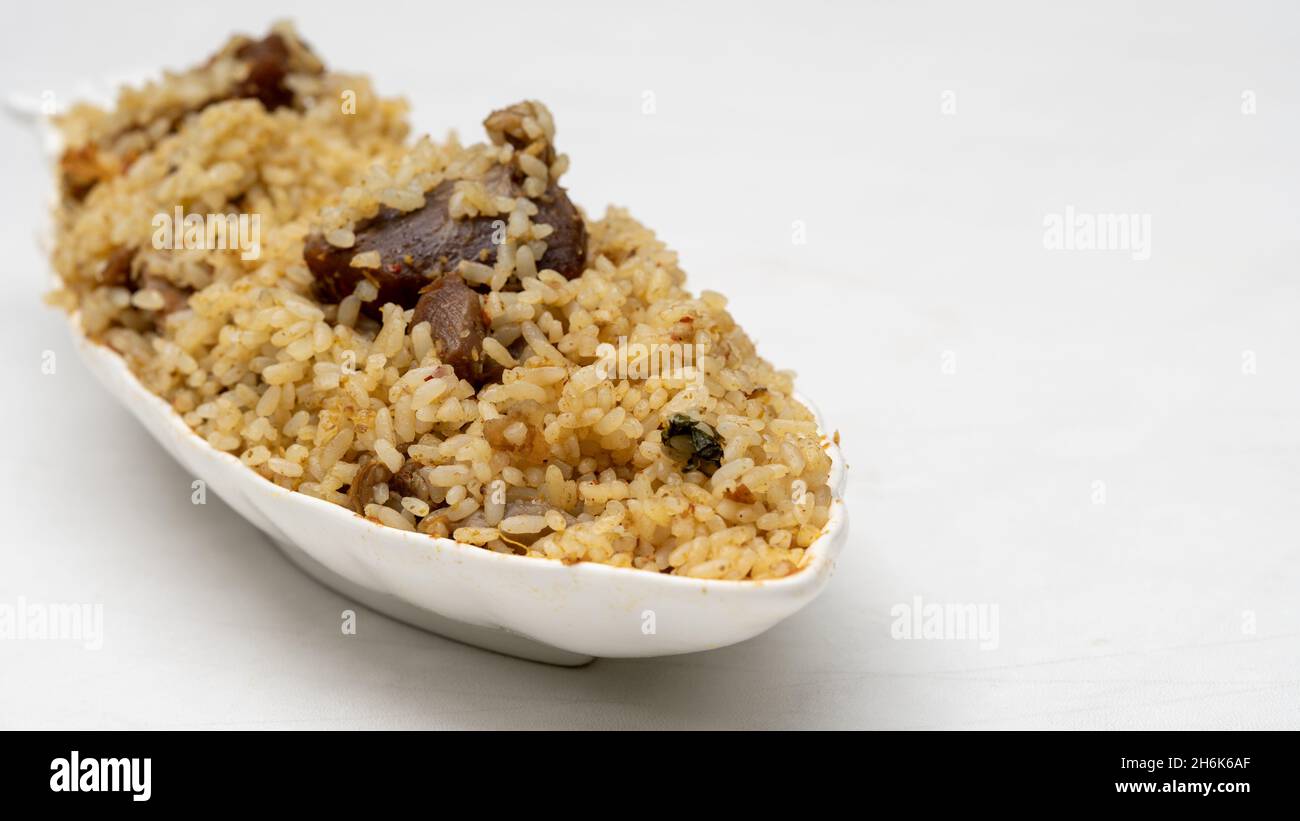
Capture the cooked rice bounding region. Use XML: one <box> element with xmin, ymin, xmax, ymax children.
<box><xmin>48</xmin><ymin>23</ymin><xmax>833</xmax><ymax>580</ymax></box>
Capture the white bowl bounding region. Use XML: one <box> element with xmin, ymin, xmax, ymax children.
<box><xmin>69</xmin><ymin>316</ymin><xmax>849</xmax><ymax>665</ymax></box>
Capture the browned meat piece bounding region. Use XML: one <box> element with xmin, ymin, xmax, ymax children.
<box><xmin>99</xmin><ymin>246</ymin><xmax>135</xmax><ymax>287</ymax></box>
<box><xmin>483</xmin><ymin>101</ymin><xmax>555</xmax><ymax>166</ymax></box>
<box><xmin>346</xmin><ymin>459</ymin><xmax>392</xmax><ymax>514</ymax></box>
<box><xmin>388</xmin><ymin>461</ymin><xmax>431</xmax><ymax>502</ymax></box>
<box><xmin>233</xmin><ymin>33</ymin><xmax>296</xmax><ymax>111</ymax></box>
<box><xmin>306</xmin><ymin>176</ymin><xmax>499</xmax><ymax>310</ymax></box>
<box><xmin>532</xmin><ymin>183</ymin><xmax>586</xmax><ymax>280</ymax></box>
<box><xmin>482</xmin><ymin>102</ymin><xmax>587</xmax><ymax>281</ymax></box>
<box><xmin>84</xmin><ymin>244</ymin><xmax>195</xmax><ymax>325</ymax></box>
<box><xmin>482</xmin><ymin>103</ymin><xmax>533</xmax><ymax>151</ymax></box>
<box><xmin>410</xmin><ymin>274</ymin><xmax>497</xmax><ymax>386</ymax></box>
<box><xmin>305</xmin><ymin>170</ymin><xmax>586</xmax><ymax>313</ymax></box>
<box><xmin>92</xmin><ymin>247</ymin><xmax>192</xmax><ymax>329</ymax></box>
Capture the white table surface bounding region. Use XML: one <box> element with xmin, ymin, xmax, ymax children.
<box><xmin>2</xmin><ymin>0</ymin><xmax>1297</xmax><ymax>730</ymax></box>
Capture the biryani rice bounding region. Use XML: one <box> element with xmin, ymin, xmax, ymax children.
<box><xmin>49</xmin><ymin>23</ymin><xmax>833</xmax><ymax>580</ymax></box>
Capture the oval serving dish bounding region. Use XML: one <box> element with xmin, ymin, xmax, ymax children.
<box><xmin>26</xmin><ymin>62</ymin><xmax>850</xmax><ymax>666</ymax></box>
<box><xmin>69</xmin><ymin>312</ymin><xmax>848</xmax><ymax>665</ymax></box>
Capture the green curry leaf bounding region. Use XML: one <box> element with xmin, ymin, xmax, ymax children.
<box><xmin>661</xmin><ymin>413</ymin><xmax>725</xmax><ymax>474</ymax></box>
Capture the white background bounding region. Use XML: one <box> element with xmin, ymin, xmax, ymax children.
<box><xmin>2</xmin><ymin>0</ymin><xmax>1297</xmax><ymax>729</ymax></box>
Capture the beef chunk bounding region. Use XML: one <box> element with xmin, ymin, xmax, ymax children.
<box><xmin>233</xmin><ymin>33</ymin><xmax>296</xmax><ymax>111</ymax></box>
<box><xmin>483</xmin><ymin>101</ymin><xmax>555</xmax><ymax>164</ymax></box>
<box><xmin>410</xmin><ymin>274</ymin><xmax>496</xmax><ymax>386</ymax></box>
<box><xmin>531</xmin><ymin>182</ymin><xmax>586</xmax><ymax>280</ymax></box>
<box><xmin>305</xmin><ymin>169</ymin><xmax>586</xmax><ymax>313</ymax></box>
<box><xmin>99</xmin><ymin>246</ymin><xmax>135</xmax><ymax>287</ymax></box>
<box><xmin>388</xmin><ymin>461</ymin><xmax>431</xmax><ymax>502</ymax></box>
<box><xmin>306</xmin><ymin>176</ymin><xmax>502</xmax><ymax>311</ymax></box>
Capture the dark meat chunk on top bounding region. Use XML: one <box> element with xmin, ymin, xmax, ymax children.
<box><xmin>483</xmin><ymin>101</ymin><xmax>555</xmax><ymax>166</ymax></box>
<box><xmin>306</xmin><ymin>176</ymin><xmax>501</xmax><ymax>311</ymax></box>
<box><xmin>305</xmin><ymin>169</ymin><xmax>586</xmax><ymax>314</ymax></box>
<box><xmin>233</xmin><ymin>33</ymin><xmax>296</xmax><ymax>111</ymax></box>
<box><xmin>531</xmin><ymin>182</ymin><xmax>586</xmax><ymax>280</ymax></box>
<box><xmin>410</xmin><ymin>274</ymin><xmax>497</xmax><ymax>387</ymax></box>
